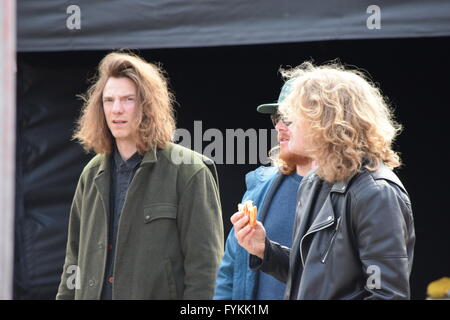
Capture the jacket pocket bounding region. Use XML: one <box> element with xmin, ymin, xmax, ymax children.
<box><xmin>321</xmin><ymin>216</ymin><xmax>342</xmax><ymax>264</ymax></box>
<box><xmin>143</xmin><ymin>204</ymin><xmax>177</xmax><ymax>224</ymax></box>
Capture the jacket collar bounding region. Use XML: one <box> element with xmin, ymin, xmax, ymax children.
<box><xmin>330</xmin><ymin>162</ymin><xmax>407</xmax><ymax>194</ymax></box>
<box><xmin>97</xmin><ymin>153</ymin><xmax>111</xmax><ymax>175</ymax></box>
<box><xmin>371</xmin><ymin>163</ymin><xmax>407</xmax><ymax>194</ymax></box>
<box><xmin>309</xmin><ymin>162</ymin><xmax>403</xmax><ymax>195</ymax></box>
<box><xmin>96</xmin><ymin>148</ymin><xmax>158</xmax><ymax>175</ymax></box>
<box><xmin>140</xmin><ymin>148</ymin><xmax>158</xmax><ymax>165</ymax></box>
<box><xmin>330</xmin><ymin>174</ymin><xmax>355</xmax><ymax>194</ymax></box>
<box><xmin>94</xmin><ymin>154</ymin><xmax>111</xmax><ymax>222</ymax></box>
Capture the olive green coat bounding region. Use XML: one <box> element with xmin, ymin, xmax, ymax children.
<box><xmin>56</xmin><ymin>143</ymin><xmax>224</xmax><ymax>299</ymax></box>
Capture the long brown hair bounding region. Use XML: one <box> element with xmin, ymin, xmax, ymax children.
<box><xmin>73</xmin><ymin>52</ymin><xmax>176</xmax><ymax>154</ymax></box>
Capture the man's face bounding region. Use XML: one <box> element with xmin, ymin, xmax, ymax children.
<box><xmin>274</xmin><ymin>116</ymin><xmax>292</xmax><ymax>158</ymax></box>
<box><xmin>287</xmin><ymin>116</ymin><xmax>311</xmax><ymax>158</ymax></box>
<box><xmin>102</xmin><ymin>77</ymin><xmax>139</xmax><ymax>145</ymax></box>
<box><xmin>273</xmin><ymin>113</ymin><xmax>307</xmax><ymax>165</ymax></box>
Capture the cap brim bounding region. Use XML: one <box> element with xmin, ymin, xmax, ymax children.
<box><xmin>256</xmin><ymin>103</ymin><xmax>278</xmax><ymax>114</ymax></box>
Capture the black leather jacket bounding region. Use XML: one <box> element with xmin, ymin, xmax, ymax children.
<box><xmin>250</xmin><ymin>164</ymin><xmax>415</xmax><ymax>299</ymax></box>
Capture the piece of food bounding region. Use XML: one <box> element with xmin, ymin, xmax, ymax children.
<box><xmin>238</xmin><ymin>200</ymin><xmax>257</xmax><ymax>227</ymax></box>
<box><xmin>427</xmin><ymin>277</ymin><xmax>450</xmax><ymax>299</ymax></box>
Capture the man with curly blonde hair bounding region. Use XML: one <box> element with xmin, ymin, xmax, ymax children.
<box><xmin>232</xmin><ymin>62</ymin><xmax>415</xmax><ymax>299</ymax></box>
<box><xmin>56</xmin><ymin>52</ymin><xmax>223</xmax><ymax>300</ymax></box>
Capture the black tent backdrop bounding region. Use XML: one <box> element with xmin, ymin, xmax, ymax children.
<box><xmin>15</xmin><ymin>1</ymin><xmax>450</xmax><ymax>300</ymax></box>
<box><xmin>18</xmin><ymin>0</ymin><xmax>450</xmax><ymax>52</ymax></box>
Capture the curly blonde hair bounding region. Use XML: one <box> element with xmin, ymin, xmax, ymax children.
<box><xmin>73</xmin><ymin>52</ymin><xmax>176</xmax><ymax>154</ymax></box>
<box><xmin>279</xmin><ymin>62</ymin><xmax>402</xmax><ymax>183</ymax></box>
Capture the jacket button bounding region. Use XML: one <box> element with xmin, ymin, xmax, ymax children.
<box><xmin>88</xmin><ymin>279</ymin><xmax>95</xmax><ymax>287</ymax></box>
<box><xmin>98</xmin><ymin>242</ymin><xmax>104</xmax><ymax>249</ymax></box>
<box><xmin>145</xmin><ymin>215</ymin><xmax>150</xmax><ymax>220</ymax></box>
<box><xmin>108</xmin><ymin>277</ymin><xmax>114</xmax><ymax>284</ymax></box>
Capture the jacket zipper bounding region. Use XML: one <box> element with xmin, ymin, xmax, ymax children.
<box><xmin>300</xmin><ymin>219</ymin><xmax>334</xmax><ymax>266</ymax></box>
<box><xmin>320</xmin><ymin>216</ymin><xmax>342</xmax><ymax>264</ymax></box>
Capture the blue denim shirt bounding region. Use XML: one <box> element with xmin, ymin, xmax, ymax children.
<box><xmin>214</xmin><ymin>166</ymin><xmax>282</xmax><ymax>300</ymax></box>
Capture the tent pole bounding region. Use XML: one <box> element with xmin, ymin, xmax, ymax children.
<box><xmin>0</xmin><ymin>0</ymin><xmax>16</xmax><ymax>300</ymax></box>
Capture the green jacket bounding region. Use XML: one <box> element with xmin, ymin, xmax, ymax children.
<box><xmin>56</xmin><ymin>143</ymin><xmax>224</xmax><ymax>300</ymax></box>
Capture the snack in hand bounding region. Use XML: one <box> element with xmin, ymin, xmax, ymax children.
<box><xmin>238</xmin><ymin>200</ymin><xmax>257</xmax><ymax>227</ymax></box>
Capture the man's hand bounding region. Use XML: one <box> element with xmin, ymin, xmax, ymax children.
<box><xmin>230</xmin><ymin>211</ymin><xmax>266</xmax><ymax>259</ymax></box>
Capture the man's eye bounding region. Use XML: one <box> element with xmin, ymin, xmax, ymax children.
<box><xmin>127</xmin><ymin>97</ymin><xmax>135</xmax><ymax>101</ymax></box>
<box><xmin>282</xmin><ymin>117</ymin><xmax>293</xmax><ymax>126</ymax></box>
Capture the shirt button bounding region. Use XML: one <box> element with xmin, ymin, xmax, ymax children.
<box><xmin>88</xmin><ymin>279</ymin><xmax>95</xmax><ymax>287</ymax></box>
<box><xmin>108</xmin><ymin>277</ymin><xmax>114</xmax><ymax>284</ymax></box>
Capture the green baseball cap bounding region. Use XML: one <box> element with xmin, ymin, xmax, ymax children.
<box><xmin>257</xmin><ymin>78</ymin><xmax>295</xmax><ymax>114</ymax></box>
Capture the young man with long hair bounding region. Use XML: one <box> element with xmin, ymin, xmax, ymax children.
<box><xmin>56</xmin><ymin>52</ymin><xmax>223</xmax><ymax>300</ymax></box>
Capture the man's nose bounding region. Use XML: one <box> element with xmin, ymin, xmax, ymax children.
<box><xmin>275</xmin><ymin>120</ymin><xmax>286</xmax><ymax>131</ymax></box>
<box><xmin>112</xmin><ymin>99</ymin><xmax>124</xmax><ymax>113</ymax></box>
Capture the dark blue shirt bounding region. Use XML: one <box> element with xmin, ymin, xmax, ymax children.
<box><xmin>100</xmin><ymin>148</ymin><xmax>143</xmax><ymax>299</ymax></box>
<box><xmin>255</xmin><ymin>173</ymin><xmax>302</xmax><ymax>300</ymax></box>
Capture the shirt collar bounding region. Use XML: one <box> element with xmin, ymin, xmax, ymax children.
<box><xmin>113</xmin><ymin>145</ymin><xmax>143</xmax><ymax>170</ymax></box>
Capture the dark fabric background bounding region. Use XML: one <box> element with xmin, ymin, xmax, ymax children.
<box><xmin>17</xmin><ymin>0</ymin><xmax>450</xmax><ymax>52</ymax></box>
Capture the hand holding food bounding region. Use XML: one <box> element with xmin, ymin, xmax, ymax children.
<box><xmin>238</xmin><ymin>200</ymin><xmax>257</xmax><ymax>227</ymax></box>
<box><xmin>231</xmin><ymin>202</ymin><xmax>266</xmax><ymax>259</ymax></box>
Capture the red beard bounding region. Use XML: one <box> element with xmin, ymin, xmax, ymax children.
<box><xmin>279</xmin><ymin>147</ymin><xmax>310</xmax><ymax>168</ymax></box>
